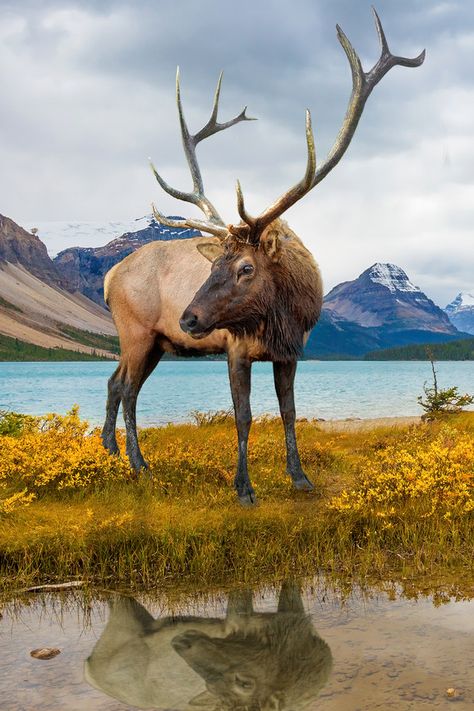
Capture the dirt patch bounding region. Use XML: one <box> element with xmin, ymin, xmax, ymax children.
<box><xmin>317</xmin><ymin>416</ymin><xmax>421</xmax><ymax>432</ymax></box>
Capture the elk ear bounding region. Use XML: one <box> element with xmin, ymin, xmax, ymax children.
<box><xmin>196</xmin><ymin>242</ymin><xmax>224</xmax><ymax>263</ymax></box>
<box><xmin>260</xmin><ymin>230</ymin><xmax>281</xmax><ymax>262</ymax></box>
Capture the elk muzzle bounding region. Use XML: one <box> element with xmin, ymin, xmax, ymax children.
<box><xmin>180</xmin><ymin>308</ymin><xmax>213</xmax><ymax>338</ymax></box>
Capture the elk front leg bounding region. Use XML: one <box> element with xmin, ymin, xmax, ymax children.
<box><xmin>277</xmin><ymin>580</ymin><xmax>305</xmax><ymax>614</ymax></box>
<box><xmin>228</xmin><ymin>354</ymin><xmax>255</xmax><ymax>506</ymax></box>
<box><xmin>273</xmin><ymin>360</ymin><xmax>314</xmax><ymax>491</ymax></box>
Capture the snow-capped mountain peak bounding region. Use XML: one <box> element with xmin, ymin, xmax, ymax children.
<box><xmin>324</xmin><ymin>262</ymin><xmax>456</xmax><ymax>333</ymax></box>
<box><xmin>367</xmin><ymin>263</ymin><xmax>421</xmax><ymax>294</ymax></box>
<box><xmin>446</xmin><ymin>292</ymin><xmax>474</xmax><ymax>310</ymax></box>
<box><xmin>444</xmin><ymin>292</ymin><xmax>474</xmax><ymax>335</ymax></box>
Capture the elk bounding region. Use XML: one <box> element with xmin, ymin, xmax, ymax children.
<box><xmin>85</xmin><ymin>583</ymin><xmax>333</xmax><ymax>710</ymax></box>
<box><xmin>102</xmin><ymin>8</ymin><xmax>424</xmax><ymax>504</ymax></box>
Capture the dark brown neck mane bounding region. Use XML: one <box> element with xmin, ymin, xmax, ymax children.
<box><xmin>226</xmin><ymin>221</ymin><xmax>322</xmax><ymax>361</ymax></box>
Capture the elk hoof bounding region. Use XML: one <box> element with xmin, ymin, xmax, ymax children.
<box><xmin>237</xmin><ymin>490</ymin><xmax>257</xmax><ymax>507</ymax></box>
<box><xmin>102</xmin><ymin>437</ymin><xmax>120</xmax><ymax>456</ymax></box>
<box><xmin>292</xmin><ymin>475</ymin><xmax>315</xmax><ymax>492</ymax></box>
<box><xmin>129</xmin><ymin>454</ymin><xmax>149</xmax><ymax>473</ymax></box>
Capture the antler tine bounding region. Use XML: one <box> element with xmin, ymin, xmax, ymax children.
<box><xmin>151</xmin><ymin>203</ymin><xmax>229</xmax><ymax>239</ymax></box>
<box><xmin>312</xmin><ymin>6</ymin><xmax>425</xmax><ymax>187</ymax></box>
<box><xmin>151</xmin><ymin>68</ymin><xmax>256</xmax><ymax>233</ymax></box>
<box><xmin>236</xmin><ymin>109</ymin><xmax>316</xmax><ymax>241</ymax></box>
<box><xmin>194</xmin><ymin>71</ymin><xmax>256</xmax><ymax>143</ymax></box>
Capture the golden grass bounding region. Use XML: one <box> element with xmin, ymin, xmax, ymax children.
<box><xmin>0</xmin><ymin>410</ymin><xmax>473</xmax><ymax>592</ymax></box>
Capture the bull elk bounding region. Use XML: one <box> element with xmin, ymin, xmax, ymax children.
<box><xmin>102</xmin><ymin>8</ymin><xmax>424</xmax><ymax>504</ymax></box>
<box><xmin>85</xmin><ymin>583</ymin><xmax>333</xmax><ymax>709</ymax></box>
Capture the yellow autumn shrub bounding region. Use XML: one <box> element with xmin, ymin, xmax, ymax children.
<box><xmin>0</xmin><ymin>406</ymin><xmax>130</xmax><ymax>507</ymax></box>
<box><xmin>330</xmin><ymin>425</ymin><xmax>474</xmax><ymax>516</ymax></box>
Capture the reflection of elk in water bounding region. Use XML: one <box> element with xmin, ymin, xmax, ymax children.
<box><xmin>85</xmin><ymin>583</ymin><xmax>332</xmax><ymax>710</ymax></box>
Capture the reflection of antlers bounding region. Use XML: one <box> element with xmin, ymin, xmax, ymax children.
<box><xmin>237</xmin><ymin>7</ymin><xmax>425</xmax><ymax>243</ymax></box>
<box><xmin>151</xmin><ymin>68</ymin><xmax>255</xmax><ymax>240</ymax></box>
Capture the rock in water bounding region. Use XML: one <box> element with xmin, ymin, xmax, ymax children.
<box><xmin>30</xmin><ymin>647</ymin><xmax>61</xmax><ymax>660</ymax></box>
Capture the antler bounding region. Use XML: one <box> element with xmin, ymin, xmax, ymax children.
<box><xmin>150</xmin><ymin>68</ymin><xmax>256</xmax><ymax>240</ymax></box>
<box><xmin>237</xmin><ymin>6</ymin><xmax>425</xmax><ymax>243</ymax></box>
<box><xmin>236</xmin><ymin>109</ymin><xmax>316</xmax><ymax>241</ymax></box>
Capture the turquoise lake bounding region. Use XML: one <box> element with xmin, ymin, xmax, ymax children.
<box><xmin>0</xmin><ymin>360</ymin><xmax>473</xmax><ymax>425</ymax></box>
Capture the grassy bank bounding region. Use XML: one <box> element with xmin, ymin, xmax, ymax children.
<box><xmin>0</xmin><ymin>333</ymin><xmax>114</xmax><ymax>361</ymax></box>
<box><xmin>0</xmin><ymin>409</ymin><xmax>473</xmax><ymax>592</ymax></box>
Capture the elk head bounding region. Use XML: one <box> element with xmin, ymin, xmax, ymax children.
<box><xmin>150</xmin><ymin>8</ymin><xmax>425</xmax><ymax>356</ymax></box>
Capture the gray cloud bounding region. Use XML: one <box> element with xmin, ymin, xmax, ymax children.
<box><xmin>0</xmin><ymin>0</ymin><xmax>473</xmax><ymax>306</ymax></box>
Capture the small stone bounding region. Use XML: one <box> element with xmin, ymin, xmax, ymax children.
<box><xmin>446</xmin><ymin>688</ymin><xmax>457</xmax><ymax>698</ymax></box>
<box><xmin>30</xmin><ymin>647</ymin><xmax>61</xmax><ymax>660</ymax></box>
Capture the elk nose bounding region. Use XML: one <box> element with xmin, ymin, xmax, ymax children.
<box><xmin>180</xmin><ymin>312</ymin><xmax>198</xmax><ymax>333</ymax></box>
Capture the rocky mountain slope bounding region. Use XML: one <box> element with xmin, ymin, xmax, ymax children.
<box><xmin>0</xmin><ymin>214</ymin><xmax>116</xmax><ymax>357</ymax></box>
<box><xmin>445</xmin><ymin>292</ymin><xmax>474</xmax><ymax>335</ymax></box>
<box><xmin>52</xmin><ymin>215</ymin><xmax>200</xmax><ymax>305</ymax></box>
<box><xmin>0</xmin><ymin>214</ymin><xmax>66</xmax><ymax>289</ymax></box>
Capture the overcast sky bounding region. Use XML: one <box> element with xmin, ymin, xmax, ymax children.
<box><xmin>0</xmin><ymin>0</ymin><xmax>473</xmax><ymax>306</ymax></box>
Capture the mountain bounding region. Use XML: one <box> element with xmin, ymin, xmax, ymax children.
<box><xmin>52</xmin><ymin>215</ymin><xmax>200</xmax><ymax>305</ymax></box>
<box><xmin>444</xmin><ymin>292</ymin><xmax>474</xmax><ymax>335</ymax></box>
<box><xmin>0</xmin><ymin>214</ymin><xmax>117</xmax><ymax>358</ymax></box>
<box><xmin>323</xmin><ymin>263</ymin><xmax>456</xmax><ymax>333</ymax></box>
<box><xmin>0</xmin><ymin>214</ymin><xmax>66</xmax><ymax>289</ymax></box>
<box><xmin>304</xmin><ymin>263</ymin><xmax>464</xmax><ymax>358</ymax></box>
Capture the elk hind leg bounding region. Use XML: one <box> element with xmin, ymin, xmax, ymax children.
<box><xmin>101</xmin><ymin>366</ymin><xmax>122</xmax><ymax>455</ymax></box>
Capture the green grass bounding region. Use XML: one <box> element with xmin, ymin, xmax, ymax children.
<box><xmin>365</xmin><ymin>338</ymin><xmax>474</xmax><ymax>360</ymax></box>
<box><xmin>57</xmin><ymin>324</ymin><xmax>120</xmax><ymax>354</ymax></box>
<box><xmin>1</xmin><ymin>413</ymin><xmax>473</xmax><ymax>594</ymax></box>
<box><xmin>0</xmin><ymin>333</ymin><xmax>115</xmax><ymax>361</ymax></box>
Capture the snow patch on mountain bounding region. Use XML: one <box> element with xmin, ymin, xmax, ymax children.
<box><xmin>446</xmin><ymin>292</ymin><xmax>474</xmax><ymax>310</ymax></box>
<box><xmin>368</xmin><ymin>263</ymin><xmax>420</xmax><ymax>293</ymax></box>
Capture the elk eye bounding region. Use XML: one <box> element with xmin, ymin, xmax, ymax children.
<box><xmin>239</xmin><ymin>264</ymin><xmax>254</xmax><ymax>277</ymax></box>
<box><xmin>235</xmin><ymin>675</ymin><xmax>254</xmax><ymax>690</ymax></box>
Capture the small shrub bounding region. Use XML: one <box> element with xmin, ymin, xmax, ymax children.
<box><xmin>0</xmin><ymin>410</ymin><xmax>38</xmax><ymax>437</ymax></box>
<box><xmin>418</xmin><ymin>356</ymin><xmax>473</xmax><ymax>420</ymax></box>
<box><xmin>190</xmin><ymin>409</ymin><xmax>233</xmax><ymax>426</ymax></box>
